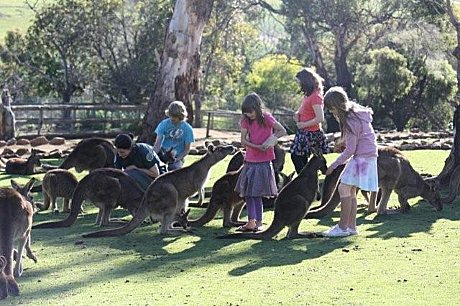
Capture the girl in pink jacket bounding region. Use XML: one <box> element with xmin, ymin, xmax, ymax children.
<box><xmin>322</xmin><ymin>87</ymin><xmax>378</xmax><ymax>237</ymax></box>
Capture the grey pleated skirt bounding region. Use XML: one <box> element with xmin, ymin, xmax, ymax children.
<box><xmin>234</xmin><ymin>161</ymin><xmax>278</xmax><ymax>197</ymax></box>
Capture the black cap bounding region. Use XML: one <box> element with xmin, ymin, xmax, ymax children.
<box><xmin>114</xmin><ymin>133</ymin><xmax>134</xmax><ymax>149</ymax></box>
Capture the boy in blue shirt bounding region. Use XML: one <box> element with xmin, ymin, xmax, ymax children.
<box><xmin>153</xmin><ymin>101</ymin><xmax>195</xmax><ymax>171</ymax></box>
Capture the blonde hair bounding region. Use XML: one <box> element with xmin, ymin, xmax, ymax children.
<box><xmin>165</xmin><ymin>101</ymin><xmax>188</xmax><ymax>121</ymax></box>
<box><xmin>324</xmin><ymin>86</ymin><xmax>356</xmax><ymax>134</ymax></box>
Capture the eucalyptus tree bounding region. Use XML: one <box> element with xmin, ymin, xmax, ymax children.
<box><xmin>258</xmin><ymin>0</ymin><xmax>404</xmax><ymax>96</ymax></box>
<box><xmin>140</xmin><ymin>0</ymin><xmax>214</xmax><ymax>143</ymax></box>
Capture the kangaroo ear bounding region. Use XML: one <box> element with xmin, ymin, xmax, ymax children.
<box><xmin>25</xmin><ymin>177</ymin><xmax>36</xmax><ymax>192</ymax></box>
<box><xmin>183</xmin><ymin>208</ymin><xmax>191</xmax><ymax>217</ymax></box>
<box><xmin>10</xmin><ymin>179</ymin><xmax>20</xmax><ymax>190</ymax></box>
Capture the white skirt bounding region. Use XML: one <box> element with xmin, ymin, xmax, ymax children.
<box><xmin>340</xmin><ymin>156</ymin><xmax>378</xmax><ymax>192</ymax></box>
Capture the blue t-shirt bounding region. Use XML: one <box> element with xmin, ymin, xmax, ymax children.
<box><xmin>154</xmin><ymin>118</ymin><xmax>194</xmax><ymax>160</ymax></box>
<box><xmin>114</xmin><ymin>143</ymin><xmax>167</xmax><ymax>174</ymax></box>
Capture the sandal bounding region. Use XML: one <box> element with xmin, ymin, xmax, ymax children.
<box><xmin>236</xmin><ymin>224</ymin><xmax>257</xmax><ymax>232</ymax></box>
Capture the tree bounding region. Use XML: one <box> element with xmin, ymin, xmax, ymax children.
<box><xmin>139</xmin><ymin>0</ymin><xmax>214</xmax><ymax>143</ymax></box>
<box><xmin>356</xmin><ymin>47</ymin><xmax>456</xmax><ymax>131</ymax></box>
<box><xmin>278</xmin><ymin>0</ymin><xmax>403</xmax><ymax>96</ymax></box>
<box><xmin>243</xmin><ymin>54</ymin><xmax>300</xmax><ymax>111</ymax></box>
<box><xmin>0</xmin><ymin>0</ymin><xmax>91</xmax><ymax>103</ymax></box>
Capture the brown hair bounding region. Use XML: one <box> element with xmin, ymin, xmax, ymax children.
<box><xmin>165</xmin><ymin>101</ymin><xmax>188</xmax><ymax>121</ymax></box>
<box><xmin>241</xmin><ymin>92</ymin><xmax>266</xmax><ymax>126</ymax></box>
<box><xmin>296</xmin><ymin>68</ymin><xmax>324</xmax><ymax>96</ymax></box>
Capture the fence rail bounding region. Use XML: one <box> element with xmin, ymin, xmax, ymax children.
<box><xmin>11</xmin><ymin>104</ymin><xmax>295</xmax><ymax>138</ymax></box>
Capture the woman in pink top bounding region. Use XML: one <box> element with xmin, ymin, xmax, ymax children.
<box><xmin>234</xmin><ymin>93</ymin><xmax>287</xmax><ymax>232</ymax></box>
<box><xmin>290</xmin><ymin>68</ymin><xmax>329</xmax><ymax>174</ymax></box>
<box><xmin>322</xmin><ymin>87</ymin><xmax>378</xmax><ymax>237</ymax></box>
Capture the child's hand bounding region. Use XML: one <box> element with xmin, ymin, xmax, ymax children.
<box><xmin>325</xmin><ymin>166</ymin><xmax>334</xmax><ymax>176</ymax></box>
<box><xmin>296</xmin><ymin>122</ymin><xmax>304</xmax><ymax>129</ymax></box>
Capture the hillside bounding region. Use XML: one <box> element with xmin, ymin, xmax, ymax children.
<box><xmin>0</xmin><ymin>0</ymin><xmax>35</xmax><ymax>39</ymax></box>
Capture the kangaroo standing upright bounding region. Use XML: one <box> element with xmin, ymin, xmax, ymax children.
<box><xmin>0</xmin><ymin>178</ymin><xmax>38</xmax><ymax>300</ymax></box>
<box><xmin>218</xmin><ymin>153</ymin><xmax>327</xmax><ymax>240</ymax></box>
<box><xmin>83</xmin><ymin>144</ymin><xmax>236</xmax><ymax>238</ymax></box>
<box><xmin>59</xmin><ymin>138</ymin><xmax>116</xmax><ymax>172</ymax></box>
<box><xmin>5</xmin><ymin>149</ymin><xmax>41</xmax><ymax>175</ymax></box>
<box><xmin>33</xmin><ymin>169</ymin><xmax>143</xmax><ymax>229</ymax></box>
<box><xmin>40</xmin><ymin>169</ymin><xmax>78</xmax><ymax>214</ymax></box>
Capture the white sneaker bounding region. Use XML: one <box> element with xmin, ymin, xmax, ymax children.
<box><xmin>322</xmin><ymin>225</ymin><xmax>350</xmax><ymax>237</ymax></box>
<box><xmin>347</xmin><ymin>227</ymin><xmax>358</xmax><ymax>235</ymax></box>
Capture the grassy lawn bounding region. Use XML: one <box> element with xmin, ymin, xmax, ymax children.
<box><xmin>2</xmin><ymin>149</ymin><xmax>460</xmax><ymax>305</ymax></box>
<box><xmin>0</xmin><ymin>0</ymin><xmax>35</xmax><ymax>39</ymax></box>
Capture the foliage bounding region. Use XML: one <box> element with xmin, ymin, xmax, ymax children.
<box><xmin>242</xmin><ymin>54</ymin><xmax>301</xmax><ymax>111</ymax></box>
<box><xmin>356</xmin><ymin>46</ymin><xmax>456</xmax><ymax>131</ymax></box>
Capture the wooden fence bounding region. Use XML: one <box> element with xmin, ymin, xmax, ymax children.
<box><xmin>11</xmin><ymin>104</ymin><xmax>295</xmax><ymax>138</ymax></box>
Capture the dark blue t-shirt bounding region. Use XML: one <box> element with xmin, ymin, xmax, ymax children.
<box><xmin>114</xmin><ymin>143</ymin><xmax>167</xmax><ymax>174</ymax></box>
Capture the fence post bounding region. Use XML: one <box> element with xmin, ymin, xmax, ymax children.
<box><xmin>206</xmin><ymin>111</ymin><xmax>212</xmax><ymax>138</ymax></box>
<box><xmin>38</xmin><ymin>107</ymin><xmax>43</xmax><ymax>136</ymax></box>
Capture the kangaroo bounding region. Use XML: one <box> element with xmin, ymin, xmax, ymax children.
<box><xmin>305</xmin><ymin>147</ymin><xmax>442</xmax><ymax>219</ymax></box>
<box><xmin>82</xmin><ymin>144</ymin><xmax>236</xmax><ymax>238</ymax></box>
<box><xmin>5</xmin><ymin>149</ymin><xmax>41</xmax><ymax>175</ymax></box>
<box><xmin>0</xmin><ymin>178</ymin><xmax>38</xmax><ymax>299</ymax></box>
<box><xmin>217</xmin><ymin>153</ymin><xmax>327</xmax><ymax>240</ymax></box>
<box><xmin>59</xmin><ymin>137</ymin><xmax>116</xmax><ymax>172</ymax></box>
<box><xmin>188</xmin><ymin>147</ymin><xmax>293</xmax><ymax>228</ymax></box>
<box><xmin>32</xmin><ymin>168</ymin><xmax>143</xmax><ymax>229</ymax></box>
<box><xmin>39</xmin><ymin>169</ymin><xmax>78</xmax><ymax>214</ymax></box>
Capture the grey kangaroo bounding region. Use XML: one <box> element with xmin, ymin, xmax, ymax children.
<box><xmin>305</xmin><ymin>147</ymin><xmax>442</xmax><ymax>219</ymax></box>
<box><xmin>0</xmin><ymin>178</ymin><xmax>38</xmax><ymax>299</ymax></box>
<box><xmin>5</xmin><ymin>149</ymin><xmax>41</xmax><ymax>175</ymax></box>
<box><xmin>188</xmin><ymin>147</ymin><xmax>293</xmax><ymax>228</ymax></box>
<box><xmin>40</xmin><ymin>169</ymin><xmax>78</xmax><ymax>214</ymax></box>
<box><xmin>32</xmin><ymin>168</ymin><xmax>143</xmax><ymax>229</ymax></box>
<box><xmin>82</xmin><ymin>144</ymin><xmax>236</xmax><ymax>238</ymax></box>
<box><xmin>218</xmin><ymin>152</ymin><xmax>327</xmax><ymax>240</ymax></box>
<box><xmin>59</xmin><ymin>137</ymin><xmax>116</xmax><ymax>172</ymax></box>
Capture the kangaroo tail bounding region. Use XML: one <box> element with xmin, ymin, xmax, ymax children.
<box><xmin>32</xmin><ymin>180</ymin><xmax>86</xmax><ymax>229</ymax></box>
<box><xmin>216</xmin><ymin>219</ymin><xmax>284</xmax><ymax>240</ymax></box>
<box><xmin>187</xmin><ymin>200</ymin><xmax>220</xmax><ymax>227</ymax></box>
<box><xmin>82</xmin><ymin>205</ymin><xmax>148</xmax><ymax>238</ymax></box>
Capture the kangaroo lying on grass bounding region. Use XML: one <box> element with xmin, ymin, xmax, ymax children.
<box><xmin>217</xmin><ymin>152</ymin><xmax>327</xmax><ymax>240</ymax></box>
<box><xmin>59</xmin><ymin>137</ymin><xmax>116</xmax><ymax>172</ymax></box>
<box><xmin>305</xmin><ymin>147</ymin><xmax>442</xmax><ymax>219</ymax></box>
<box><xmin>0</xmin><ymin>178</ymin><xmax>38</xmax><ymax>300</ymax></box>
<box><xmin>5</xmin><ymin>149</ymin><xmax>41</xmax><ymax>175</ymax></box>
<box><xmin>33</xmin><ymin>168</ymin><xmax>143</xmax><ymax>229</ymax></box>
<box><xmin>82</xmin><ymin>144</ymin><xmax>236</xmax><ymax>238</ymax></box>
<box><xmin>38</xmin><ymin>169</ymin><xmax>78</xmax><ymax>214</ymax></box>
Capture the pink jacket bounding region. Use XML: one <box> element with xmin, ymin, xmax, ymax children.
<box><xmin>330</xmin><ymin>108</ymin><xmax>378</xmax><ymax>170</ymax></box>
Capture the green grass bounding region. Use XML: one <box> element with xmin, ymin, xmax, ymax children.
<box><xmin>0</xmin><ymin>1</ymin><xmax>35</xmax><ymax>39</ymax></box>
<box><xmin>2</xmin><ymin>150</ymin><xmax>460</xmax><ymax>305</ymax></box>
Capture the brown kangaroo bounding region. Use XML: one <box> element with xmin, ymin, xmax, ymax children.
<box><xmin>305</xmin><ymin>147</ymin><xmax>442</xmax><ymax>219</ymax></box>
<box><xmin>32</xmin><ymin>168</ymin><xmax>143</xmax><ymax>229</ymax></box>
<box><xmin>82</xmin><ymin>144</ymin><xmax>236</xmax><ymax>238</ymax></box>
<box><xmin>217</xmin><ymin>153</ymin><xmax>327</xmax><ymax>240</ymax></box>
<box><xmin>0</xmin><ymin>178</ymin><xmax>38</xmax><ymax>299</ymax></box>
<box><xmin>5</xmin><ymin>149</ymin><xmax>41</xmax><ymax>175</ymax></box>
<box><xmin>59</xmin><ymin>137</ymin><xmax>116</xmax><ymax>172</ymax></box>
<box><xmin>188</xmin><ymin>146</ymin><xmax>293</xmax><ymax>228</ymax></box>
<box><xmin>39</xmin><ymin>169</ymin><xmax>78</xmax><ymax>214</ymax></box>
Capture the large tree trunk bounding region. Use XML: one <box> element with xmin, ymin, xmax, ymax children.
<box><xmin>437</xmin><ymin>104</ymin><xmax>460</xmax><ymax>186</ymax></box>
<box><xmin>139</xmin><ymin>0</ymin><xmax>213</xmax><ymax>144</ymax></box>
